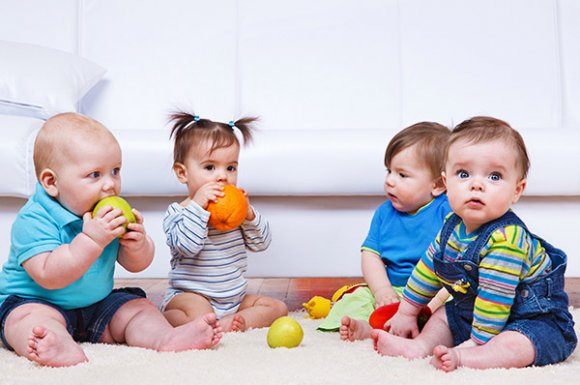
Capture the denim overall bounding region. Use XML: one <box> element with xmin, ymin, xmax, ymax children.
<box><xmin>435</xmin><ymin>211</ymin><xmax>577</xmax><ymax>366</ymax></box>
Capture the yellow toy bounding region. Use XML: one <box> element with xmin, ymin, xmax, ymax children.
<box><xmin>331</xmin><ymin>283</ymin><xmax>366</xmax><ymax>302</ymax></box>
<box><xmin>302</xmin><ymin>296</ymin><xmax>331</xmax><ymax>319</ymax></box>
<box><xmin>302</xmin><ymin>283</ymin><xmax>367</xmax><ymax>319</ymax></box>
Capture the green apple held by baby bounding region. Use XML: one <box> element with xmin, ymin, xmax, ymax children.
<box><xmin>92</xmin><ymin>196</ymin><xmax>136</xmax><ymax>234</ymax></box>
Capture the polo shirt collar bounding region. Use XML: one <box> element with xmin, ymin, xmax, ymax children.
<box><xmin>34</xmin><ymin>182</ymin><xmax>81</xmax><ymax>226</ymax></box>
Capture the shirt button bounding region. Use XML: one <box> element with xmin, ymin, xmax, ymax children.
<box><xmin>521</xmin><ymin>289</ymin><xmax>529</xmax><ymax>298</ymax></box>
<box><xmin>464</xmin><ymin>264</ymin><xmax>472</xmax><ymax>271</ymax></box>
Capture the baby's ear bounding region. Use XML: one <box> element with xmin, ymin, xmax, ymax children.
<box><xmin>38</xmin><ymin>168</ymin><xmax>58</xmax><ymax>198</ymax></box>
<box><xmin>173</xmin><ymin>162</ymin><xmax>188</xmax><ymax>184</ymax></box>
<box><xmin>512</xmin><ymin>178</ymin><xmax>527</xmax><ymax>204</ymax></box>
<box><xmin>431</xmin><ymin>174</ymin><xmax>446</xmax><ymax>197</ymax></box>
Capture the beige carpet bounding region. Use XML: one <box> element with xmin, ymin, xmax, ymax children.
<box><xmin>1</xmin><ymin>309</ymin><xmax>579</xmax><ymax>385</ymax></box>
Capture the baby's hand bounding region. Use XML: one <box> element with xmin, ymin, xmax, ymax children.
<box><xmin>193</xmin><ymin>182</ymin><xmax>224</xmax><ymax>209</ymax></box>
<box><xmin>119</xmin><ymin>208</ymin><xmax>148</xmax><ymax>251</ymax></box>
<box><xmin>373</xmin><ymin>286</ymin><xmax>400</xmax><ymax>308</ymax></box>
<box><xmin>386</xmin><ymin>309</ymin><xmax>419</xmax><ymax>338</ymax></box>
<box><xmin>240</xmin><ymin>188</ymin><xmax>255</xmax><ymax>221</ymax></box>
<box><xmin>83</xmin><ymin>206</ymin><xmax>126</xmax><ymax>248</ymax></box>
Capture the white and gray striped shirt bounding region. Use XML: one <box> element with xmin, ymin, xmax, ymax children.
<box><xmin>161</xmin><ymin>201</ymin><xmax>271</xmax><ymax>317</ymax></box>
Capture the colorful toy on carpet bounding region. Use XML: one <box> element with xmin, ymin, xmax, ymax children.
<box><xmin>368</xmin><ymin>302</ymin><xmax>432</xmax><ymax>330</ymax></box>
<box><xmin>302</xmin><ymin>283</ymin><xmax>368</xmax><ymax>319</ymax></box>
<box><xmin>302</xmin><ymin>296</ymin><xmax>331</xmax><ymax>319</ymax></box>
<box><xmin>331</xmin><ymin>283</ymin><xmax>368</xmax><ymax>302</ymax></box>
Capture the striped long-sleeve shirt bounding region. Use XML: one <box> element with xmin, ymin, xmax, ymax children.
<box><xmin>162</xmin><ymin>201</ymin><xmax>271</xmax><ymax>316</ymax></box>
<box><xmin>403</xmin><ymin>221</ymin><xmax>551</xmax><ymax>344</ymax></box>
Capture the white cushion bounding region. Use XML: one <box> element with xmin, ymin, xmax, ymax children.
<box><xmin>523</xmin><ymin>130</ymin><xmax>580</xmax><ymax>196</ymax></box>
<box><xmin>115</xmin><ymin>128</ymin><xmax>390</xmax><ymax>197</ymax></box>
<box><xmin>0</xmin><ymin>40</ymin><xmax>106</xmax><ymax>119</ymax></box>
<box><xmin>0</xmin><ymin>115</ymin><xmax>42</xmax><ymax>197</ymax></box>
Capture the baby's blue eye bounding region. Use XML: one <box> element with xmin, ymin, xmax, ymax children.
<box><xmin>204</xmin><ymin>165</ymin><xmax>215</xmax><ymax>171</ymax></box>
<box><xmin>112</xmin><ymin>168</ymin><xmax>120</xmax><ymax>176</ymax></box>
<box><xmin>457</xmin><ymin>170</ymin><xmax>469</xmax><ymax>179</ymax></box>
<box><xmin>227</xmin><ymin>165</ymin><xmax>237</xmax><ymax>172</ymax></box>
<box><xmin>489</xmin><ymin>173</ymin><xmax>502</xmax><ymax>181</ymax></box>
<box><xmin>89</xmin><ymin>171</ymin><xmax>101</xmax><ymax>178</ymax></box>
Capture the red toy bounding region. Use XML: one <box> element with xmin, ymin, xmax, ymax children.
<box><xmin>369</xmin><ymin>303</ymin><xmax>432</xmax><ymax>330</ymax></box>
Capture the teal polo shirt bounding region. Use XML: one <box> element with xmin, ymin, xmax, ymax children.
<box><xmin>0</xmin><ymin>183</ymin><xmax>118</xmax><ymax>309</ymax></box>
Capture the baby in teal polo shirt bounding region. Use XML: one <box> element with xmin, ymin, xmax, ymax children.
<box><xmin>0</xmin><ymin>113</ymin><xmax>222</xmax><ymax>367</ymax></box>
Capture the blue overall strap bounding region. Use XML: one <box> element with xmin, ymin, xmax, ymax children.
<box><xmin>437</xmin><ymin>213</ymin><xmax>463</xmax><ymax>257</ymax></box>
<box><xmin>461</xmin><ymin>210</ymin><xmax>526</xmax><ymax>264</ymax></box>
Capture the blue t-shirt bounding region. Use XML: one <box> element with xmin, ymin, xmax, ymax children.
<box><xmin>361</xmin><ymin>194</ymin><xmax>451</xmax><ymax>287</ymax></box>
<box><xmin>0</xmin><ymin>183</ymin><xmax>118</xmax><ymax>309</ymax></box>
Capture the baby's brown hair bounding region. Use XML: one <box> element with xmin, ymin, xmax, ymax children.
<box><xmin>447</xmin><ymin>116</ymin><xmax>530</xmax><ymax>179</ymax></box>
<box><xmin>169</xmin><ymin>112</ymin><xmax>257</xmax><ymax>164</ymax></box>
<box><xmin>385</xmin><ymin>122</ymin><xmax>450</xmax><ymax>180</ymax></box>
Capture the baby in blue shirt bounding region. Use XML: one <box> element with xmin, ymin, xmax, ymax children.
<box><xmin>334</xmin><ymin>122</ymin><xmax>451</xmax><ymax>339</ymax></box>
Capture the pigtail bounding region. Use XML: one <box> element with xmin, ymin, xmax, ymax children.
<box><xmin>232</xmin><ymin>116</ymin><xmax>259</xmax><ymax>145</ymax></box>
<box><xmin>168</xmin><ymin>111</ymin><xmax>198</xmax><ymax>140</ymax></box>
<box><xmin>168</xmin><ymin>111</ymin><xmax>258</xmax><ymax>164</ymax></box>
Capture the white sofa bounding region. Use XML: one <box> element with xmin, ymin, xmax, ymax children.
<box><xmin>1</xmin><ymin>0</ymin><xmax>579</xmax><ymax>278</ymax></box>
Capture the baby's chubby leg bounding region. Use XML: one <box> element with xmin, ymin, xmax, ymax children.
<box><xmin>430</xmin><ymin>331</ymin><xmax>535</xmax><ymax>371</ymax></box>
<box><xmin>105</xmin><ymin>297</ymin><xmax>222</xmax><ymax>351</ymax></box>
<box><xmin>163</xmin><ymin>292</ymin><xmax>214</xmax><ymax>327</ymax></box>
<box><xmin>4</xmin><ymin>303</ymin><xmax>87</xmax><ymax>367</ymax></box>
<box><xmin>221</xmin><ymin>294</ymin><xmax>287</xmax><ymax>332</ymax></box>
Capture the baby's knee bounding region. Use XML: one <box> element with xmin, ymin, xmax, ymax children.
<box><xmin>122</xmin><ymin>297</ymin><xmax>158</xmax><ymax>314</ymax></box>
<box><xmin>270</xmin><ymin>298</ymin><xmax>288</xmax><ymax>316</ymax></box>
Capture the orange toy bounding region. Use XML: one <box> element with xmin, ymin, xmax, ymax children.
<box><xmin>207</xmin><ymin>185</ymin><xmax>248</xmax><ymax>231</ymax></box>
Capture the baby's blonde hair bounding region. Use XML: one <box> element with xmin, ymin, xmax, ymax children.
<box><xmin>33</xmin><ymin>112</ymin><xmax>117</xmax><ymax>179</ymax></box>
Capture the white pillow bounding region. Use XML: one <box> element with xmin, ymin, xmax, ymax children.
<box><xmin>0</xmin><ymin>40</ymin><xmax>106</xmax><ymax>119</ymax></box>
<box><xmin>0</xmin><ymin>115</ymin><xmax>43</xmax><ymax>197</ymax></box>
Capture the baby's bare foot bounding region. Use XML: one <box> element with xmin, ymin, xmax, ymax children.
<box><xmin>370</xmin><ymin>329</ymin><xmax>428</xmax><ymax>359</ymax></box>
<box><xmin>431</xmin><ymin>345</ymin><xmax>460</xmax><ymax>372</ymax></box>
<box><xmin>159</xmin><ymin>313</ymin><xmax>222</xmax><ymax>352</ymax></box>
<box><xmin>229</xmin><ymin>314</ymin><xmax>247</xmax><ymax>332</ymax></box>
<box><xmin>339</xmin><ymin>316</ymin><xmax>372</xmax><ymax>341</ymax></box>
<box><xmin>27</xmin><ymin>326</ymin><xmax>87</xmax><ymax>367</ymax></box>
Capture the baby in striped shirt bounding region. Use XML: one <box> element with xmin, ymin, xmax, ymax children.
<box><xmin>160</xmin><ymin>112</ymin><xmax>288</xmax><ymax>332</ymax></box>
<box><xmin>372</xmin><ymin>116</ymin><xmax>577</xmax><ymax>371</ymax></box>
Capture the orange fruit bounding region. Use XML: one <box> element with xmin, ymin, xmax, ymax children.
<box><xmin>207</xmin><ymin>185</ymin><xmax>248</xmax><ymax>231</ymax></box>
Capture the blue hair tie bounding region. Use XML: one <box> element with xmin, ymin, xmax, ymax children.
<box><xmin>228</xmin><ymin>120</ymin><xmax>235</xmax><ymax>128</ymax></box>
<box><xmin>193</xmin><ymin>115</ymin><xmax>200</xmax><ymax>122</ymax></box>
